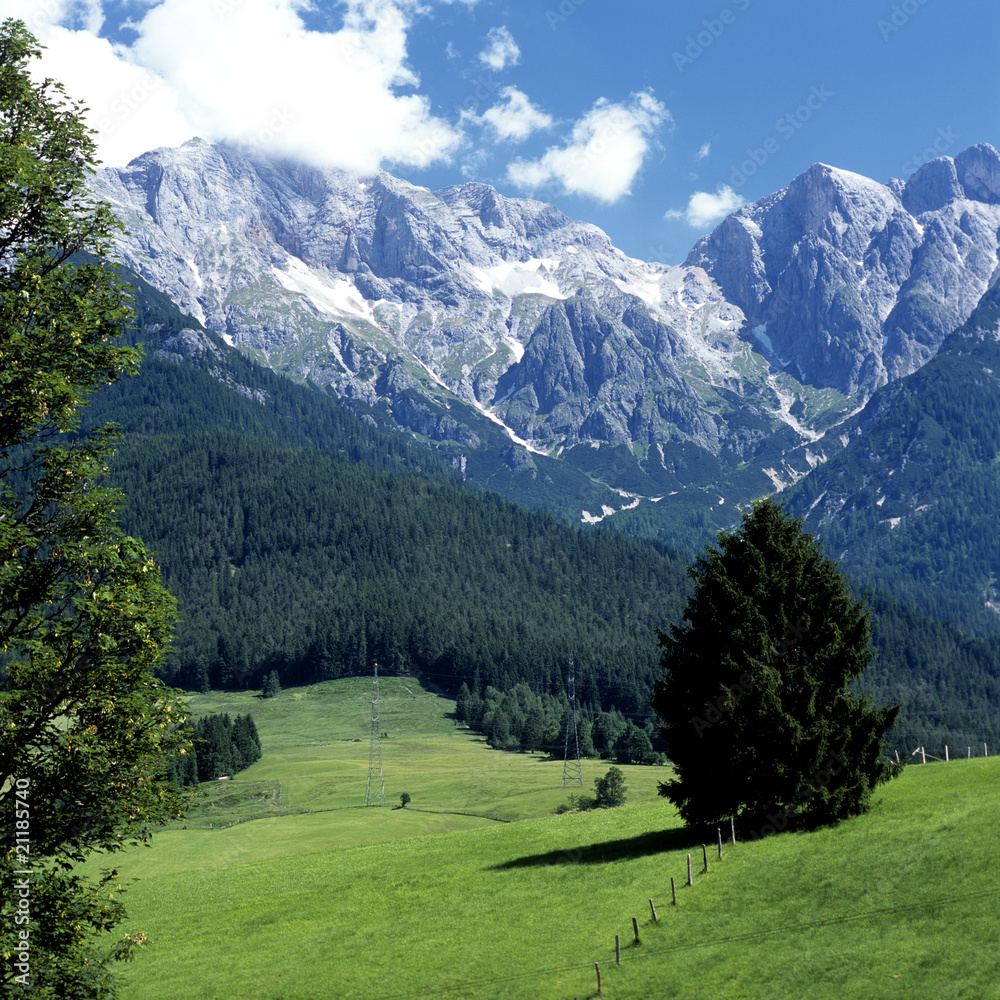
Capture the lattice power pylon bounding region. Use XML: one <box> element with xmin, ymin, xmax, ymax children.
<box><xmin>562</xmin><ymin>654</ymin><xmax>583</xmax><ymax>787</ymax></box>
<box><xmin>364</xmin><ymin>662</ymin><xmax>385</xmax><ymax>806</ymax></box>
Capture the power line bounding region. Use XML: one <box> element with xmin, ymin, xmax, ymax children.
<box><xmin>562</xmin><ymin>653</ymin><xmax>583</xmax><ymax>788</ymax></box>
<box><xmin>364</xmin><ymin>662</ymin><xmax>384</xmax><ymax>806</ymax></box>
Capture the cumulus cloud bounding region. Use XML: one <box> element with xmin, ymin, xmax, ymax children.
<box><xmin>478</xmin><ymin>87</ymin><xmax>552</xmax><ymax>143</ymax></box>
<box><xmin>506</xmin><ymin>91</ymin><xmax>668</xmax><ymax>203</ymax></box>
<box><xmin>696</xmin><ymin>141</ymin><xmax>711</xmax><ymax>160</ymax></box>
<box><xmin>14</xmin><ymin>0</ymin><xmax>462</xmax><ymax>173</ymax></box>
<box><xmin>478</xmin><ymin>26</ymin><xmax>520</xmax><ymax>71</ymax></box>
<box><xmin>665</xmin><ymin>184</ymin><xmax>745</xmax><ymax>228</ymax></box>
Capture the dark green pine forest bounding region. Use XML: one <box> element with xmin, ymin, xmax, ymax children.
<box><xmin>168</xmin><ymin>713</ymin><xmax>263</xmax><ymax>786</ymax></box>
<box><xmin>83</xmin><ymin>265</ymin><xmax>1000</xmax><ymax>756</ymax></box>
<box><xmin>89</xmin><ymin>269</ymin><xmax>691</xmax><ymax>733</ymax></box>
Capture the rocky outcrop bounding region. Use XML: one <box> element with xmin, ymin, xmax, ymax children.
<box><xmin>92</xmin><ymin>139</ymin><xmax>1000</xmax><ymax>519</ymax></box>
<box><xmin>686</xmin><ymin>144</ymin><xmax>1000</xmax><ymax>396</ymax></box>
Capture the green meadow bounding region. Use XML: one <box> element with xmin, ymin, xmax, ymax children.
<box><xmin>96</xmin><ymin>679</ymin><xmax>1000</xmax><ymax>1000</ymax></box>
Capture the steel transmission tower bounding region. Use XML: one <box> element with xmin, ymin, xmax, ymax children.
<box><xmin>364</xmin><ymin>662</ymin><xmax>385</xmax><ymax>806</ymax></box>
<box><xmin>562</xmin><ymin>654</ymin><xmax>583</xmax><ymax>787</ymax></box>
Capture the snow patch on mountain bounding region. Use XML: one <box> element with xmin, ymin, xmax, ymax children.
<box><xmin>273</xmin><ymin>258</ymin><xmax>377</xmax><ymax>325</ymax></box>
<box><xmin>468</xmin><ymin>258</ymin><xmax>567</xmax><ymax>300</ymax></box>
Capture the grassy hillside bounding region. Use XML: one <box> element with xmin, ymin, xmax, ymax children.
<box><xmin>91</xmin><ymin>680</ymin><xmax>999</xmax><ymax>1000</ymax></box>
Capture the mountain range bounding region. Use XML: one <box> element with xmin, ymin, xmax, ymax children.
<box><xmin>89</xmin><ymin>139</ymin><xmax>1000</xmax><ymax>638</ymax></box>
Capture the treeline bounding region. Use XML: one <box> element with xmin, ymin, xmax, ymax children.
<box><xmin>455</xmin><ymin>682</ymin><xmax>665</xmax><ymax>764</ymax></box>
<box><xmin>101</xmin><ymin>376</ymin><xmax>1000</xmax><ymax>745</ymax></box>
<box><xmin>169</xmin><ymin>713</ymin><xmax>263</xmax><ymax>785</ymax></box>
<box><xmin>854</xmin><ymin>589</ymin><xmax>1000</xmax><ymax>754</ymax></box>
<box><xmin>92</xmin><ymin>264</ymin><xmax>458</xmax><ymax>483</ymax></box>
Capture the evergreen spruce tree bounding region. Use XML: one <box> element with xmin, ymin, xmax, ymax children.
<box><xmin>245</xmin><ymin>714</ymin><xmax>263</xmax><ymax>757</ymax></box>
<box><xmin>233</xmin><ymin>714</ymin><xmax>262</xmax><ymax>766</ymax></box>
<box><xmin>651</xmin><ymin>498</ymin><xmax>901</xmax><ymax>833</ymax></box>
<box><xmin>454</xmin><ymin>682</ymin><xmax>471</xmax><ymax>722</ymax></box>
<box><xmin>261</xmin><ymin>669</ymin><xmax>281</xmax><ymax>699</ymax></box>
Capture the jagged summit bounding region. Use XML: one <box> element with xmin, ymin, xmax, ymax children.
<box><xmin>92</xmin><ymin>139</ymin><xmax>1000</xmax><ymax>526</ymax></box>
<box><xmin>686</xmin><ymin>144</ymin><xmax>1000</xmax><ymax>396</ymax></box>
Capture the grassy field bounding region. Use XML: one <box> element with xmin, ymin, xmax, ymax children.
<box><xmin>96</xmin><ymin>679</ymin><xmax>1000</xmax><ymax>1000</ymax></box>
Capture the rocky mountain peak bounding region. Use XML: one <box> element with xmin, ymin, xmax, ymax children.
<box><xmin>783</xmin><ymin>161</ymin><xmax>899</xmax><ymax>240</ymax></box>
<box><xmin>902</xmin><ymin>157</ymin><xmax>965</xmax><ymax>215</ymax></box>
<box><xmin>954</xmin><ymin>142</ymin><xmax>1000</xmax><ymax>204</ymax></box>
<box><xmin>685</xmin><ymin>145</ymin><xmax>1000</xmax><ymax>397</ymax></box>
<box><xmin>90</xmin><ymin>139</ymin><xmax>1000</xmax><ymax>532</ymax></box>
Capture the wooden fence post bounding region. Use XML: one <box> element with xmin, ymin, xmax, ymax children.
<box><xmin>731</xmin><ymin>816</ymin><xmax>736</xmax><ymax>844</ymax></box>
<box><xmin>671</xmin><ymin>876</ymin><xmax>676</xmax><ymax>905</ymax></box>
<box><xmin>945</xmin><ymin>745</ymin><xmax>949</xmax><ymax>762</ymax></box>
<box><xmin>702</xmin><ymin>843</ymin><xmax>708</xmax><ymax>873</ymax></box>
<box><xmin>687</xmin><ymin>853</ymin><xmax>693</xmax><ymax>886</ymax></box>
<box><xmin>615</xmin><ymin>934</ymin><xmax>620</xmax><ymax>965</ymax></box>
<box><xmin>718</xmin><ymin>827</ymin><xmax>723</xmax><ymax>860</ymax></box>
<box><xmin>649</xmin><ymin>898</ymin><xmax>658</xmax><ymax>923</ymax></box>
<box><xmin>595</xmin><ymin>961</ymin><xmax>601</xmax><ymax>995</ymax></box>
<box><xmin>632</xmin><ymin>916</ymin><xmax>640</xmax><ymax>944</ymax></box>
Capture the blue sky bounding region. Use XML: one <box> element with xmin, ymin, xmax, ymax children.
<box><xmin>12</xmin><ymin>0</ymin><xmax>1000</xmax><ymax>262</ymax></box>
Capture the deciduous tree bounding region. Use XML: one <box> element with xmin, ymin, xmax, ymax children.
<box><xmin>594</xmin><ymin>766</ymin><xmax>627</xmax><ymax>808</ymax></box>
<box><xmin>0</xmin><ymin>19</ymin><xmax>189</xmax><ymax>996</ymax></box>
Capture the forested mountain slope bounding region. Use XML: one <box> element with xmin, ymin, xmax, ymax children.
<box><xmin>78</xmin><ymin>264</ymin><xmax>1000</xmax><ymax>751</ymax></box>
<box><xmin>785</xmin><ymin>275</ymin><xmax>1000</xmax><ymax>636</ymax></box>
<box><xmin>87</xmin><ymin>267</ymin><xmax>691</xmax><ymax>721</ymax></box>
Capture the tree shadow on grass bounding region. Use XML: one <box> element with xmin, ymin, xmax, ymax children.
<box><xmin>492</xmin><ymin>826</ymin><xmax>693</xmax><ymax>869</ymax></box>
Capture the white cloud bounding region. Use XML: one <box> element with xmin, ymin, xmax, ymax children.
<box><xmin>478</xmin><ymin>87</ymin><xmax>552</xmax><ymax>143</ymax></box>
<box><xmin>506</xmin><ymin>91</ymin><xmax>669</xmax><ymax>203</ymax></box>
<box><xmin>665</xmin><ymin>185</ymin><xmax>745</xmax><ymax>228</ymax></box>
<box><xmin>696</xmin><ymin>142</ymin><xmax>711</xmax><ymax>160</ymax></box>
<box><xmin>478</xmin><ymin>26</ymin><xmax>520</xmax><ymax>71</ymax></box>
<box><xmin>15</xmin><ymin>0</ymin><xmax>463</xmax><ymax>173</ymax></box>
